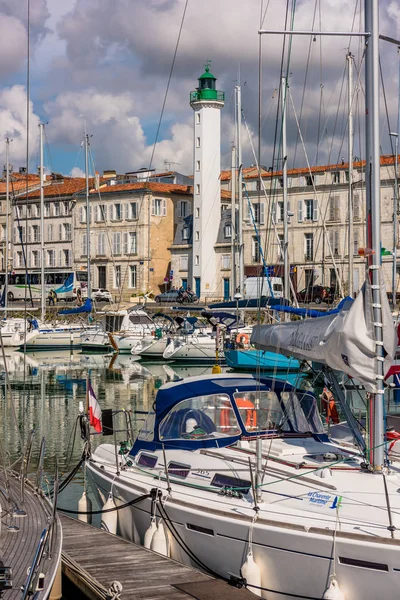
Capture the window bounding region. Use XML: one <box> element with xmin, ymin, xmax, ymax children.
<box><xmin>224</xmin><ymin>224</ymin><xmax>232</xmax><ymax>238</ymax></box>
<box><xmin>113</xmin><ymin>232</ymin><xmax>121</xmax><ymax>255</ymax></box>
<box><xmin>253</xmin><ymin>202</ymin><xmax>265</xmax><ymax>225</ymax></box>
<box><xmin>0</xmin><ymin>225</ymin><xmax>5</xmax><ymax>241</ymax></box>
<box><xmin>329</xmin><ymin>230</ymin><xmax>340</xmax><ymax>256</ymax></box>
<box><xmin>182</xmin><ymin>227</ymin><xmax>190</xmax><ymax>241</ymax></box>
<box><xmin>345</xmin><ymin>170</ymin><xmax>350</xmax><ymax>183</ymax></box>
<box><xmin>63</xmin><ymin>223</ymin><xmax>72</xmax><ymax>241</ymax></box>
<box><xmin>195</xmin><ymin>207</ymin><xmax>200</xmax><ymax>218</ymax></box>
<box><xmin>98</xmin><ymin>232</ymin><xmax>106</xmax><ymax>255</ymax></box>
<box><xmin>252</xmin><ymin>236</ymin><xmax>260</xmax><ymax>262</ymax></box>
<box><xmin>124</xmin><ymin>232</ymin><xmax>137</xmax><ymax>254</ymax></box>
<box><xmin>152</xmin><ymin>198</ymin><xmax>166</xmax><ymax>217</ymax></box>
<box><xmin>278</xmin><ymin>201</ymin><xmax>284</xmax><ymax>222</ymax></box>
<box><xmin>96</xmin><ymin>204</ymin><xmax>107</xmax><ymax>221</ymax></box>
<box><xmin>113</xmin><ymin>203</ymin><xmax>122</xmax><ymax>221</ymax></box>
<box><xmin>30</xmin><ymin>225</ymin><xmax>40</xmax><ymax>243</ymax></box>
<box><xmin>196</xmin><ymin>160</ymin><xmax>200</xmax><ymax>171</ymax></box>
<box><xmin>353</xmin><ymin>230</ymin><xmax>359</xmax><ymax>256</ymax></box>
<box><xmin>196</xmin><ymin>184</ymin><xmax>200</xmax><ymax>195</ymax></box>
<box><xmin>178</xmin><ymin>201</ymin><xmax>189</xmax><ymax>218</ymax></box>
<box><xmin>47</xmin><ymin>224</ymin><xmax>53</xmax><ymax>242</ymax></box>
<box><xmin>115</xmin><ymin>265</ymin><xmax>121</xmax><ymax>288</ymax></box>
<box><xmin>54</xmin><ymin>202</ymin><xmax>60</xmax><ymax>216</ymax></box>
<box><xmin>305</xmin><ymin>175</ymin><xmax>314</xmax><ymax>186</ymax></box>
<box><xmin>196</xmin><ymin>113</ymin><xmax>201</xmax><ymax>124</ymax></box>
<box><xmin>305</xmin><ymin>268</ymin><xmax>314</xmax><ymax>288</ymax></box>
<box><xmin>27</xmin><ymin>205</ymin><xmax>32</xmax><ymax>218</ymax></box>
<box><xmin>222</xmin><ymin>255</ymin><xmax>230</xmax><ymax>269</ymax></box>
<box><xmin>278</xmin><ymin>234</ymin><xmax>284</xmax><ymax>261</ymax></box>
<box><xmin>304</xmin><ymin>233</ymin><xmax>314</xmax><ymax>261</ymax></box>
<box><xmin>80</xmin><ymin>206</ymin><xmax>87</xmax><ymax>223</ymax></box>
<box><xmin>63</xmin><ymin>201</ymin><xmax>69</xmax><ymax>215</ymax></box>
<box><xmin>130</xmin><ymin>265</ymin><xmax>137</xmax><ymax>288</ymax></box>
<box><xmin>16</xmin><ymin>251</ymin><xmax>23</xmax><ymax>267</ymax></box>
<box><xmin>195</xmin><ymin>231</ymin><xmax>199</xmax><ymax>241</ymax></box>
<box><xmin>128</xmin><ymin>202</ymin><xmax>138</xmax><ymax>220</ymax></box>
<box><xmin>196</xmin><ymin>137</ymin><xmax>200</xmax><ymax>148</ymax></box>
<box><xmin>47</xmin><ymin>249</ymin><xmax>55</xmax><ymax>267</ymax></box>
<box><xmin>304</xmin><ymin>199</ymin><xmax>318</xmax><ymax>221</ymax></box>
<box><xmin>332</xmin><ymin>171</ymin><xmax>340</xmax><ymax>184</ymax></box>
<box><xmin>180</xmin><ymin>255</ymin><xmax>188</xmax><ymax>271</ymax></box>
<box><xmin>44</xmin><ymin>204</ymin><xmax>50</xmax><ymax>217</ymax></box>
<box><xmin>221</xmin><ymin>204</ymin><xmax>229</xmax><ymax>214</ymax></box>
<box><xmin>195</xmin><ymin>255</ymin><xmax>199</xmax><ymax>266</ymax></box>
<box><xmin>82</xmin><ymin>233</ymin><xmax>87</xmax><ymax>256</ymax></box>
<box><xmin>63</xmin><ymin>249</ymin><xmax>71</xmax><ymax>267</ymax></box>
<box><xmin>31</xmin><ymin>250</ymin><xmax>39</xmax><ymax>267</ymax></box>
<box><xmin>353</xmin><ymin>194</ymin><xmax>360</xmax><ymax>221</ymax></box>
<box><xmin>328</xmin><ymin>195</ymin><xmax>340</xmax><ymax>221</ymax></box>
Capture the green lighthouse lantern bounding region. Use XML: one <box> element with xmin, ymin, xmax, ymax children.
<box><xmin>190</xmin><ymin>62</ymin><xmax>225</xmax><ymax>103</ymax></box>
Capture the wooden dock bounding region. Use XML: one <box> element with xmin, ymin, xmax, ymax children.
<box><xmin>60</xmin><ymin>514</ymin><xmax>255</xmax><ymax>600</ymax></box>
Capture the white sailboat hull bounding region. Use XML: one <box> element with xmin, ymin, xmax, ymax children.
<box><xmin>87</xmin><ymin>450</ymin><xmax>400</xmax><ymax>600</ymax></box>
<box><xmin>131</xmin><ymin>336</ymin><xmax>168</xmax><ymax>358</ymax></box>
<box><xmin>163</xmin><ymin>336</ymin><xmax>220</xmax><ymax>362</ymax></box>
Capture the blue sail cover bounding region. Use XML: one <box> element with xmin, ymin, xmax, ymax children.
<box><xmin>270</xmin><ymin>296</ymin><xmax>354</xmax><ymax>318</ymax></box>
<box><xmin>58</xmin><ymin>298</ymin><xmax>93</xmax><ymax>315</ymax></box>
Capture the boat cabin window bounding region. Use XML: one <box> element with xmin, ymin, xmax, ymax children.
<box><xmin>137</xmin><ymin>452</ymin><xmax>158</xmax><ymax>468</ymax></box>
<box><xmin>211</xmin><ymin>473</ymin><xmax>251</xmax><ymax>494</ymax></box>
<box><xmin>167</xmin><ymin>461</ymin><xmax>191</xmax><ymax>479</ymax></box>
<box><xmin>233</xmin><ymin>391</ymin><xmax>284</xmax><ymax>433</ymax></box>
<box><xmin>159</xmin><ymin>393</ymin><xmax>241</xmax><ymax>441</ymax></box>
<box><xmin>280</xmin><ymin>391</ymin><xmax>324</xmax><ymax>434</ymax></box>
<box><xmin>137</xmin><ymin>412</ymin><xmax>155</xmax><ymax>442</ymax></box>
<box><xmin>129</xmin><ymin>314</ymin><xmax>154</xmax><ymax>325</ymax></box>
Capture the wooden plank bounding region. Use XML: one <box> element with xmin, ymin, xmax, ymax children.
<box><xmin>60</xmin><ymin>513</ymin><xmax>245</xmax><ymax>600</ymax></box>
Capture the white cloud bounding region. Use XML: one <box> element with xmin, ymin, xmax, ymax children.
<box><xmin>0</xmin><ymin>15</ymin><xmax>27</xmax><ymax>77</ymax></box>
<box><xmin>70</xmin><ymin>166</ymin><xmax>85</xmax><ymax>178</ymax></box>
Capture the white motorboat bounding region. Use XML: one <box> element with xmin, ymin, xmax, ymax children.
<box><xmin>163</xmin><ymin>331</ymin><xmax>218</xmax><ymax>362</ymax></box>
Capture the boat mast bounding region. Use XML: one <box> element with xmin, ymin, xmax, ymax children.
<box><xmin>236</xmin><ymin>84</ymin><xmax>244</xmax><ymax>296</ymax></box>
<box><xmin>347</xmin><ymin>52</ymin><xmax>354</xmax><ymax>298</ymax></box>
<box><xmin>84</xmin><ymin>133</ymin><xmax>91</xmax><ymax>299</ymax></box>
<box><xmin>39</xmin><ymin>123</ymin><xmax>45</xmax><ymax>323</ymax></box>
<box><xmin>391</xmin><ymin>54</ymin><xmax>400</xmax><ymax>309</ymax></box>
<box><xmin>365</xmin><ymin>0</ymin><xmax>384</xmax><ymax>470</ymax></box>
<box><xmin>4</xmin><ymin>138</ymin><xmax>10</xmax><ymax>318</ymax></box>
<box><xmin>281</xmin><ymin>75</ymin><xmax>290</xmax><ymax>306</ymax></box>
<box><xmin>231</xmin><ymin>144</ymin><xmax>236</xmax><ymax>298</ymax></box>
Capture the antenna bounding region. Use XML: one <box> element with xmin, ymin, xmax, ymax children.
<box><xmin>164</xmin><ymin>160</ymin><xmax>180</xmax><ymax>171</ymax></box>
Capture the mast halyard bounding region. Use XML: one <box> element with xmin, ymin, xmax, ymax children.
<box><xmin>231</xmin><ymin>144</ymin><xmax>236</xmax><ymax>299</ymax></box>
<box><xmin>236</xmin><ymin>84</ymin><xmax>244</xmax><ymax>297</ymax></box>
<box><xmin>4</xmin><ymin>138</ymin><xmax>10</xmax><ymax>318</ymax></box>
<box><xmin>84</xmin><ymin>133</ymin><xmax>91</xmax><ymax>300</ymax></box>
<box><xmin>281</xmin><ymin>75</ymin><xmax>290</xmax><ymax>310</ymax></box>
<box><xmin>347</xmin><ymin>52</ymin><xmax>354</xmax><ymax>299</ymax></box>
<box><xmin>39</xmin><ymin>123</ymin><xmax>45</xmax><ymax>323</ymax></box>
<box><xmin>365</xmin><ymin>0</ymin><xmax>385</xmax><ymax>470</ymax></box>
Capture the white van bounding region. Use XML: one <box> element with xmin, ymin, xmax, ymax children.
<box><xmin>244</xmin><ymin>276</ymin><xmax>283</xmax><ymax>299</ymax></box>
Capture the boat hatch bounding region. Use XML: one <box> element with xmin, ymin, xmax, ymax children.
<box><xmin>211</xmin><ymin>473</ymin><xmax>251</xmax><ymax>494</ymax></box>
<box><xmin>159</xmin><ymin>393</ymin><xmax>241</xmax><ymax>441</ymax></box>
<box><xmin>167</xmin><ymin>461</ymin><xmax>191</xmax><ymax>479</ymax></box>
<box><xmin>137</xmin><ymin>452</ymin><xmax>158</xmax><ymax>468</ymax></box>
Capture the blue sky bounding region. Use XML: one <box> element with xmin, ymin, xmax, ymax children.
<box><xmin>0</xmin><ymin>0</ymin><xmax>399</xmax><ymax>177</ymax></box>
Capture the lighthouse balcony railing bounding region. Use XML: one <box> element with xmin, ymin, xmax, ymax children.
<box><xmin>190</xmin><ymin>90</ymin><xmax>225</xmax><ymax>103</ymax></box>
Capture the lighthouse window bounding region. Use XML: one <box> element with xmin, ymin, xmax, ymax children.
<box><xmin>196</xmin><ymin>113</ymin><xmax>201</xmax><ymax>124</ymax></box>
<box><xmin>196</xmin><ymin>160</ymin><xmax>200</xmax><ymax>171</ymax></box>
<box><xmin>196</xmin><ymin>184</ymin><xmax>200</xmax><ymax>195</ymax></box>
<box><xmin>195</xmin><ymin>207</ymin><xmax>200</xmax><ymax>218</ymax></box>
<box><xmin>196</xmin><ymin>137</ymin><xmax>200</xmax><ymax>148</ymax></box>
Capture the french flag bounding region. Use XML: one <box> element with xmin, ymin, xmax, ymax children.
<box><xmin>88</xmin><ymin>382</ymin><xmax>102</xmax><ymax>433</ymax></box>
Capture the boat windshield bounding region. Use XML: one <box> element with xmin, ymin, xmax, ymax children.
<box><xmin>280</xmin><ymin>391</ymin><xmax>325</xmax><ymax>434</ymax></box>
<box><xmin>159</xmin><ymin>393</ymin><xmax>241</xmax><ymax>441</ymax></box>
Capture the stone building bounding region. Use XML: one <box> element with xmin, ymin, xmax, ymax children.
<box><xmin>73</xmin><ymin>180</ymin><xmax>192</xmax><ymax>301</ymax></box>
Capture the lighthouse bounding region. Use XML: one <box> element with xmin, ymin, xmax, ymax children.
<box><xmin>190</xmin><ymin>63</ymin><xmax>224</xmax><ymax>299</ymax></box>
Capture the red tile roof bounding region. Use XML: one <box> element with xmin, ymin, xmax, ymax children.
<box><xmin>25</xmin><ymin>178</ymin><xmax>90</xmax><ymax>199</ymax></box>
<box><xmin>91</xmin><ymin>181</ymin><xmax>192</xmax><ymax>195</ymax></box>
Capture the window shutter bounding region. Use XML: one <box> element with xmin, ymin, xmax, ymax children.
<box><xmin>271</xmin><ymin>201</ymin><xmax>277</xmax><ymax>224</ymax></box>
<box><xmin>123</xmin><ymin>232</ymin><xmax>128</xmax><ymax>255</ymax></box>
<box><xmin>162</xmin><ymin>199</ymin><xmax>167</xmax><ymax>216</ymax></box>
<box><xmin>109</xmin><ymin>205</ymin><xmax>114</xmax><ymax>221</ymax></box>
<box><xmin>297</xmin><ymin>200</ymin><xmax>303</xmax><ymax>222</ymax></box>
<box><xmin>178</xmin><ymin>201</ymin><xmax>182</xmax><ymax>218</ymax></box>
<box><xmin>151</xmin><ymin>199</ymin><xmax>155</xmax><ymax>216</ymax></box>
<box><xmin>313</xmin><ymin>199</ymin><xmax>318</xmax><ymax>221</ymax></box>
<box><xmin>83</xmin><ymin>234</ymin><xmax>87</xmax><ymax>256</ymax></box>
<box><xmin>28</xmin><ymin>227</ymin><xmax>32</xmax><ymax>242</ymax></box>
<box><xmin>260</xmin><ymin>203</ymin><xmax>265</xmax><ymax>225</ymax></box>
<box><xmin>245</xmin><ymin>199</ymin><xmax>250</xmax><ymax>222</ymax></box>
<box><xmin>125</xmin><ymin>204</ymin><xmax>129</xmax><ymax>220</ymax></box>
<box><xmin>59</xmin><ymin>224</ymin><xmax>62</xmax><ymax>240</ymax></box>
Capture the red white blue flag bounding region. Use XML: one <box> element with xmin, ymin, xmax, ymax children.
<box><xmin>88</xmin><ymin>382</ymin><xmax>102</xmax><ymax>433</ymax></box>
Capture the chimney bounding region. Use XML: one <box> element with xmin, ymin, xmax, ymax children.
<box><xmin>95</xmin><ymin>171</ymin><xmax>100</xmax><ymax>191</ymax></box>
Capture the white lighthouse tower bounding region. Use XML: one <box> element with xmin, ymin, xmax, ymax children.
<box><xmin>190</xmin><ymin>63</ymin><xmax>224</xmax><ymax>299</ymax></box>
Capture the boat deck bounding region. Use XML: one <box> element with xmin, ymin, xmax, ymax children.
<box><xmin>0</xmin><ymin>471</ymin><xmax>62</xmax><ymax>599</ymax></box>
<box><xmin>60</xmin><ymin>513</ymin><xmax>255</xmax><ymax>599</ymax></box>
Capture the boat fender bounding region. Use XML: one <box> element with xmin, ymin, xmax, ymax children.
<box><xmin>144</xmin><ymin>519</ymin><xmax>157</xmax><ymax>549</ymax></box>
<box><xmin>150</xmin><ymin>520</ymin><xmax>169</xmax><ymax>556</ymax></box>
<box><xmin>101</xmin><ymin>494</ymin><xmax>118</xmax><ymax>534</ymax></box>
<box><xmin>241</xmin><ymin>552</ymin><xmax>262</xmax><ymax>598</ymax></box>
<box><xmin>236</xmin><ymin>333</ymin><xmax>250</xmax><ymax>349</ymax></box>
<box><xmin>78</xmin><ymin>491</ymin><xmax>92</xmax><ymax>524</ymax></box>
<box><xmin>323</xmin><ymin>578</ymin><xmax>346</xmax><ymax>600</ymax></box>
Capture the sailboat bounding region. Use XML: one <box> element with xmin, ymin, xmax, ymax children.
<box><xmin>79</xmin><ymin>3</ymin><xmax>400</xmax><ymax>598</ymax></box>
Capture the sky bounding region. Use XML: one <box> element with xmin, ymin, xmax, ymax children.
<box><xmin>0</xmin><ymin>0</ymin><xmax>399</xmax><ymax>177</ymax></box>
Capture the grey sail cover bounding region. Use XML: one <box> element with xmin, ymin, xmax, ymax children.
<box><xmin>251</xmin><ymin>274</ymin><xmax>396</xmax><ymax>392</ymax></box>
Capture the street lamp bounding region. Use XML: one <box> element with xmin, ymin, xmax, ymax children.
<box><xmin>390</xmin><ymin>132</ymin><xmax>399</xmax><ymax>309</ymax></box>
<box><xmin>234</xmin><ymin>292</ymin><xmax>242</xmax><ymax>335</ymax></box>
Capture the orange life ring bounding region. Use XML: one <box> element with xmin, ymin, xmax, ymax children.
<box><xmin>220</xmin><ymin>397</ymin><xmax>257</xmax><ymax>431</ymax></box>
<box><xmin>236</xmin><ymin>333</ymin><xmax>250</xmax><ymax>349</ymax></box>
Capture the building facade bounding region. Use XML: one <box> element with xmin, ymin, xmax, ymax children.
<box><xmin>73</xmin><ymin>180</ymin><xmax>192</xmax><ymax>301</ymax></box>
